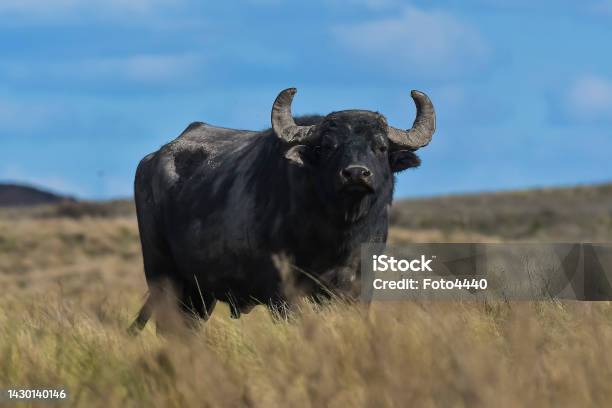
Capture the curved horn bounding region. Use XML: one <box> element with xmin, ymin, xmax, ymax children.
<box><xmin>271</xmin><ymin>88</ymin><xmax>316</xmax><ymax>144</ymax></box>
<box><xmin>388</xmin><ymin>90</ymin><xmax>436</xmax><ymax>150</ymax></box>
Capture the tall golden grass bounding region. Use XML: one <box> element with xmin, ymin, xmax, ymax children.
<box><xmin>1</xmin><ymin>206</ymin><xmax>611</xmax><ymax>407</ymax></box>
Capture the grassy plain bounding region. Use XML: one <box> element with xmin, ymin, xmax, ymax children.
<box><xmin>1</xmin><ymin>183</ymin><xmax>611</xmax><ymax>407</ymax></box>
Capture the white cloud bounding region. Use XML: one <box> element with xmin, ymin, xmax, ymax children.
<box><xmin>245</xmin><ymin>0</ymin><xmax>284</xmax><ymax>5</ymax></box>
<box><xmin>0</xmin><ymin>99</ymin><xmax>61</xmax><ymax>132</ymax></box>
<box><xmin>0</xmin><ymin>54</ymin><xmax>201</xmax><ymax>83</ymax></box>
<box><xmin>69</xmin><ymin>54</ymin><xmax>201</xmax><ymax>82</ymax></box>
<box><xmin>558</xmin><ymin>75</ymin><xmax>612</xmax><ymax>124</ymax></box>
<box><xmin>0</xmin><ymin>0</ymin><xmax>182</xmax><ymax>21</ymax></box>
<box><xmin>326</xmin><ymin>0</ymin><xmax>400</xmax><ymax>10</ymax></box>
<box><xmin>0</xmin><ymin>0</ymin><xmax>77</xmax><ymax>13</ymax></box>
<box><xmin>432</xmin><ymin>84</ymin><xmax>510</xmax><ymax>125</ymax></box>
<box><xmin>332</xmin><ymin>6</ymin><xmax>490</xmax><ymax>79</ymax></box>
<box><xmin>591</xmin><ymin>0</ymin><xmax>612</xmax><ymax>15</ymax></box>
<box><xmin>0</xmin><ymin>0</ymin><xmax>179</xmax><ymax>13</ymax></box>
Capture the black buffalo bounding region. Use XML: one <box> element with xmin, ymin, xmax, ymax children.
<box><xmin>129</xmin><ymin>88</ymin><xmax>436</xmax><ymax>332</ymax></box>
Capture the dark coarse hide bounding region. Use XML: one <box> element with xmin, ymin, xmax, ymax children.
<box><xmin>129</xmin><ymin>88</ymin><xmax>436</xmax><ymax>333</ymax></box>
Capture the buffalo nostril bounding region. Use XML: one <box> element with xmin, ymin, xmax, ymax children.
<box><xmin>341</xmin><ymin>166</ymin><xmax>373</xmax><ymax>182</ymax></box>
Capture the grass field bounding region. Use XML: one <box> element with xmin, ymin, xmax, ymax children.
<box><xmin>1</xmin><ymin>183</ymin><xmax>611</xmax><ymax>407</ymax></box>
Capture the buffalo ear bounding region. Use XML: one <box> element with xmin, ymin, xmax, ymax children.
<box><xmin>285</xmin><ymin>145</ymin><xmax>317</xmax><ymax>167</ymax></box>
<box><xmin>389</xmin><ymin>150</ymin><xmax>421</xmax><ymax>172</ymax></box>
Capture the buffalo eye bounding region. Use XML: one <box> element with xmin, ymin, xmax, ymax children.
<box><xmin>321</xmin><ymin>142</ymin><xmax>338</xmax><ymax>152</ymax></box>
<box><xmin>373</xmin><ymin>134</ymin><xmax>388</xmax><ymax>153</ymax></box>
<box><xmin>372</xmin><ymin>142</ymin><xmax>387</xmax><ymax>154</ymax></box>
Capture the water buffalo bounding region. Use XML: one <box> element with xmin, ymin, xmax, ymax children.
<box><xmin>130</xmin><ymin>88</ymin><xmax>436</xmax><ymax>332</ymax></box>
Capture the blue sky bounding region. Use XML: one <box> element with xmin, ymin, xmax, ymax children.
<box><xmin>0</xmin><ymin>0</ymin><xmax>611</xmax><ymax>199</ymax></box>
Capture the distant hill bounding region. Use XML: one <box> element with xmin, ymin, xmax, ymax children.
<box><xmin>1</xmin><ymin>181</ymin><xmax>610</xmax><ymax>242</ymax></box>
<box><xmin>390</xmin><ymin>183</ymin><xmax>612</xmax><ymax>242</ymax></box>
<box><xmin>0</xmin><ymin>183</ymin><xmax>74</xmax><ymax>207</ymax></box>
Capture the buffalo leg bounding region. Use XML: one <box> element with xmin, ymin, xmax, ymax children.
<box><xmin>127</xmin><ymin>294</ymin><xmax>154</xmax><ymax>336</ymax></box>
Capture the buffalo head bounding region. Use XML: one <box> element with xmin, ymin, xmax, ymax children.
<box><xmin>271</xmin><ymin>88</ymin><xmax>436</xmax><ymax>223</ymax></box>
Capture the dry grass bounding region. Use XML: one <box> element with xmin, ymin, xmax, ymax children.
<box><xmin>3</xmin><ymin>291</ymin><xmax>612</xmax><ymax>407</ymax></box>
<box><xmin>1</xmin><ymin>187</ymin><xmax>611</xmax><ymax>407</ymax></box>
